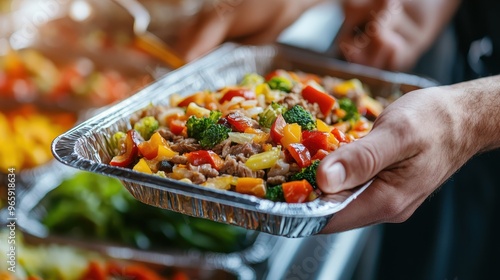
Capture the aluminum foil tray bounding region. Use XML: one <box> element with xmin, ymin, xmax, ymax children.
<box><xmin>52</xmin><ymin>43</ymin><xmax>436</xmax><ymax>237</ymax></box>
<box><xmin>10</xmin><ymin>166</ymin><xmax>278</xmax><ymax>265</ymax></box>
<box><xmin>17</xmin><ymin>232</ymin><xmax>256</xmax><ymax>280</ymax></box>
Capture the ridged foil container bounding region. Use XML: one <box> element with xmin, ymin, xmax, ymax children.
<box><xmin>52</xmin><ymin>43</ymin><xmax>437</xmax><ymax>238</ymax></box>
<box><xmin>10</xmin><ymin>165</ymin><xmax>278</xmax><ymax>265</ymax></box>
<box><xmin>15</xmin><ymin>230</ymin><xmax>256</xmax><ymax>280</ymax></box>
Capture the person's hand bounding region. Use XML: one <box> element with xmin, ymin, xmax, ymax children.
<box><xmin>336</xmin><ymin>0</ymin><xmax>460</xmax><ymax>71</ymax></box>
<box><xmin>316</xmin><ymin>76</ymin><xmax>500</xmax><ymax>233</ymax></box>
<box><xmin>174</xmin><ymin>0</ymin><xmax>323</xmax><ymax>61</ymax></box>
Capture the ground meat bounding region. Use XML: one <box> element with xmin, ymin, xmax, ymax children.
<box><xmin>280</xmin><ymin>93</ymin><xmax>325</xmax><ymax>120</ymax></box>
<box><xmin>170</xmin><ymin>155</ymin><xmax>188</xmax><ymax>165</ymax></box>
<box><xmin>267</xmin><ymin>175</ymin><xmax>287</xmax><ymax>185</ymax></box>
<box><xmin>157</xmin><ymin>127</ymin><xmax>176</xmax><ymax>141</ymax></box>
<box><xmin>284</xmin><ymin>163</ymin><xmax>302</xmax><ymax>179</ymax></box>
<box><xmin>170</xmin><ymin>138</ymin><xmax>201</xmax><ymax>153</ymax></box>
<box><xmin>212</xmin><ymin>139</ymin><xmax>232</xmax><ymax>157</ymax></box>
<box><xmin>228</xmin><ymin>143</ymin><xmax>262</xmax><ymax>157</ymax></box>
<box><xmin>170</xmin><ymin>166</ymin><xmax>206</xmax><ymax>184</ymax></box>
<box><xmin>188</xmin><ymin>163</ymin><xmax>219</xmax><ymax>178</ymax></box>
<box><xmin>220</xmin><ymin>155</ymin><xmax>265</xmax><ymax>178</ymax></box>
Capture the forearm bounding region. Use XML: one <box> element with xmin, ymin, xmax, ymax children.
<box><xmin>448</xmin><ymin>75</ymin><xmax>500</xmax><ymax>154</ymax></box>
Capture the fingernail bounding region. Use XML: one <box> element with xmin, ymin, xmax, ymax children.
<box><xmin>326</xmin><ymin>162</ymin><xmax>346</xmax><ymax>192</ymax></box>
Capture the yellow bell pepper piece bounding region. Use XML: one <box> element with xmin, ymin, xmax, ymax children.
<box><xmin>245</xmin><ymin>147</ymin><xmax>280</xmax><ymax>171</ymax></box>
<box><xmin>316</xmin><ymin>119</ymin><xmax>331</xmax><ymax>133</ymax></box>
<box><xmin>154</xmin><ymin>144</ymin><xmax>178</xmax><ymax>161</ymax></box>
<box><xmin>281</xmin><ymin>123</ymin><xmax>301</xmax><ymax>148</ymax></box>
<box><xmin>133</xmin><ymin>158</ymin><xmax>153</xmax><ymax>174</ymax></box>
<box><xmin>236</xmin><ymin>177</ymin><xmax>266</xmax><ymax>198</ymax></box>
<box><xmin>333</xmin><ymin>79</ymin><xmax>363</xmax><ymax>96</ymax></box>
<box><xmin>186</xmin><ymin>102</ymin><xmax>210</xmax><ymax>118</ymax></box>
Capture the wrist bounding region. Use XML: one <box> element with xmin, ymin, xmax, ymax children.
<box><xmin>448</xmin><ymin>75</ymin><xmax>500</xmax><ymax>154</ymax></box>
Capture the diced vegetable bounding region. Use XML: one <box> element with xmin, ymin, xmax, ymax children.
<box><xmin>245</xmin><ymin>147</ymin><xmax>281</xmax><ymax>171</ymax></box>
<box><xmin>332</xmin><ymin>79</ymin><xmax>364</xmax><ymax>96</ymax></box>
<box><xmin>270</xmin><ymin>114</ymin><xmax>286</xmax><ymax>144</ymax></box>
<box><xmin>240</xmin><ymin>73</ymin><xmax>265</xmax><ymax>87</ymax></box>
<box><xmin>301</xmin><ymin>85</ymin><xmax>336</xmax><ymax>116</ymax></box>
<box><xmin>281</xmin><ymin>123</ymin><xmax>302</xmax><ymax>148</ymax></box>
<box><xmin>282</xmin><ymin>180</ymin><xmax>314</xmax><ymax>203</ymax></box>
<box><xmin>187</xmin><ymin>111</ymin><xmax>231</xmax><ymax>149</ymax></box>
<box><xmin>266</xmin><ymin>185</ymin><xmax>285</xmax><ymax>202</ymax></box>
<box><xmin>177</xmin><ymin>92</ymin><xmax>204</xmax><ymax>107</ymax></box>
<box><xmin>203</xmin><ymin>176</ymin><xmax>234</xmax><ymax>190</ymax></box>
<box><xmin>301</xmin><ymin>130</ymin><xmax>329</xmax><ymax>157</ymax></box>
<box><xmin>359</xmin><ymin>94</ymin><xmax>384</xmax><ymax>118</ymax></box>
<box><xmin>258</xmin><ymin>102</ymin><xmax>287</xmax><ymax>128</ymax></box>
<box><xmin>138</xmin><ymin>131</ymin><xmax>169</xmax><ymax>160</ymax></box>
<box><xmin>266</xmin><ymin>76</ymin><xmax>293</xmax><ymax>92</ymax></box>
<box><xmin>186</xmin><ymin>102</ymin><xmax>211</xmax><ymax>118</ymax></box>
<box><xmin>331</xmin><ymin>127</ymin><xmax>350</xmax><ymax>143</ymax></box>
<box><xmin>219</xmin><ymin>88</ymin><xmax>256</xmax><ymax>104</ymax></box>
<box><xmin>338</xmin><ymin>98</ymin><xmax>360</xmax><ymax>122</ymax></box>
<box><xmin>291</xmin><ymin>160</ymin><xmax>321</xmax><ymax>188</ymax></box>
<box><xmin>185</xmin><ymin>150</ymin><xmax>224</xmax><ymax>170</ymax></box>
<box><xmin>283</xmin><ymin>105</ymin><xmax>316</xmax><ymax>131</ymax></box>
<box><xmin>316</xmin><ymin>119</ymin><xmax>331</xmax><ymax>133</ymax></box>
<box><xmin>133</xmin><ymin>158</ymin><xmax>153</xmax><ymax>174</ymax></box>
<box><xmin>311</xmin><ymin>149</ymin><xmax>329</xmax><ymax>161</ymax></box>
<box><xmin>236</xmin><ymin>177</ymin><xmax>266</xmax><ymax>198</ymax></box>
<box><xmin>287</xmin><ymin>143</ymin><xmax>312</xmax><ymax>168</ymax></box>
<box><xmin>133</xmin><ymin>116</ymin><xmax>159</xmax><ymax>140</ymax></box>
<box><xmin>110</xmin><ymin>130</ymin><xmax>140</xmax><ymax>167</ymax></box>
<box><xmin>228</xmin><ymin>132</ymin><xmax>255</xmax><ymax>144</ymax></box>
<box><xmin>226</xmin><ymin>111</ymin><xmax>255</xmax><ymax>132</ymax></box>
<box><xmin>154</xmin><ymin>144</ymin><xmax>178</xmax><ymax>161</ymax></box>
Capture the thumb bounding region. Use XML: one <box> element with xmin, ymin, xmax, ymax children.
<box><xmin>317</xmin><ymin>129</ymin><xmax>400</xmax><ymax>194</ymax></box>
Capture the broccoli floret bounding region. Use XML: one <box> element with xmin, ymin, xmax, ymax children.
<box><xmin>240</xmin><ymin>73</ymin><xmax>265</xmax><ymax>87</ymax></box>
<box><xmin>134</xmin><ymin>116</ymin><xmax>159</xmax><ymax>140</ymax></box>
<box><xmin>267</xmin><ymin>76</ymin><xmax>293</xmax><ymax>93</ymax></box>
<box><xmin>283</xmin><ymin>105</ymin><xmax>316</xmax><ymax>131</ymax></box>
<box><xmin>198</xmin><ymin>124</ymin><xmax>231</xmax><ymax>149</ymax></box>
<box><xmin>266</xmin><ymin>185</ymin><xmax>285</xmax><ymax>202</ymax></box>
<box><xmin>186</xmin><ymin>111</ymin><xmax>230</xmax><ymax>149</ymax></box>
<box><xmin>339</xmin><ymin>98</ymin><xmax>360</xmax><ymax>121</ymax></box>
<box><xmin>291</xmin><ymin>160</ymin><xmax>320</xmax><ymax>189</ymax></box>
<box><xmin>110</xmin><ymin>131</ymin><xmax>126</xmax><ymax>153</ymax></box>
<box><xmin>258</xmin><ymin>102</ymin><xmax>288</xmax><ymax>128</ymax></box>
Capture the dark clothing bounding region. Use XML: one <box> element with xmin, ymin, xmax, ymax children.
<box><xmin>376</xmin><ymin>1</ymin><xmax>500</xmax><ymax>279</ymax></box>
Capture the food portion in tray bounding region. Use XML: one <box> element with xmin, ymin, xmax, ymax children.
<box><xmin>0</xmin><ymin>104</ymin><xmax>77</xmax><ymax>172</ymax></box>
<box><xmin>0</xmin><ymin>231</ymin><xmax>190</xmax><ymax>280</ymax></box>
<box><xmin>110</xmin><ymin>69</ymin><xmax>384</xmax><ymax>203</ymax></box>
<box><xmin>0</xmin><ymin>49</ymin><xmax>152</xmax><ymax>107</ymax></box>
<box><xmin>37</xmin><ymin>172</ymin><xmax>254</xmax><ymax>253</ymax></box>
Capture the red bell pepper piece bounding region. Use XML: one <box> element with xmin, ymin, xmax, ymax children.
<box><xmin>226</xmin><ymin>111</ymin><xmax>255</xmax><ymax>132</ymax></box>
<box><xmin>264</xmin><ymin>69</ymin><xmax>288</xmax><ymax>81</ymax></box>
<box><xmin>287</xmin><ymin>143</ymin><xmax>311</xmax><ymax>168</ymax></box>
<box><xmin>302</xmin><ymin>130</ymin><xmax>329</xmax><ymax>157</ymax></box>
<box><xmin>81</xmin><ymin>261</ymin><xmax>107</xmax><ymax>280</ymax></box>
<box><xmin>282</xmin><ymin>179</ymin><xmax>314</xmax><ymax>203</ymax></box>
<box><xmin>311</xmin><ymin>149</ymin><xmax>329</xmax><ymax>161</ymax></box>
<box><xmin>110</xmin><ymin>130</ymin><xmax>140</xmax><ymax>167</ymax></box>
<box><xmin>270</xmin><ymin>114</ymin><xmax>286</xmax><ymax>143</ymax></box>
<box><xmin>219</xmin><ymin>88</ymin><xmax>256</xmax><ymax>104</ymax></box>
<box><xmin>301</xmin><ymin>85</ymin><xmax>336</xmax><ymax>116</ymax></box>
<box><xmin>185</xmin><ymin>150</ymin><xmax>224</xmax><ymax>171</ymax></box>
<box><xmin>177</xmin><ymin>93</ymin><xmax>204</xmax><ymax>107</ymax></box>
<box><xmin>331</xmin><ymin>127</ymin><xmax>349</xmax><ymax>143</ymax></box>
